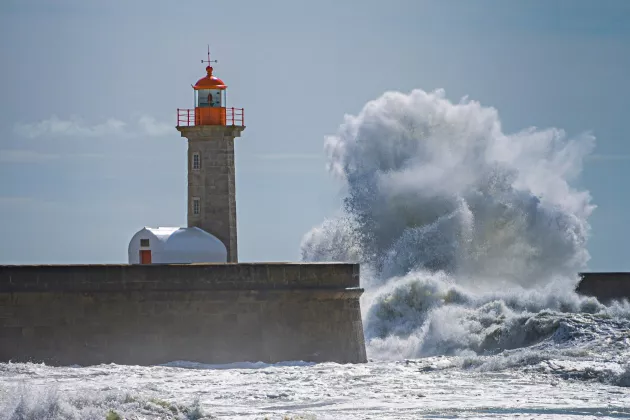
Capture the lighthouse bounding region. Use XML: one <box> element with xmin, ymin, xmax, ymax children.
<box><xmin>175</xmin><ymin>50</ymin><xmax>245</xmax><ymax>263</ymax></box>
<box><xmin>128</xmin><ymin>48</ymin><xmax>245</xmax><ymax>264</ymax></box>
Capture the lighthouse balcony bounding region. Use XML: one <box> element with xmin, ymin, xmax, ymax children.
<box><xmin>177</xmin><ymin>107</ymin><xmax>244</xmax><ymax>127</ymax></box>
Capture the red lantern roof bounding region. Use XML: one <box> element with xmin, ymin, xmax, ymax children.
<box><xmin>193</xmin><ymin>66</ymin><xmax>227</xmax><ymax>90</ymax></box>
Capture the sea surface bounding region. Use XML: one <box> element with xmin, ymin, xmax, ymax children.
<box><xmin>3</xmin><ymin>88</ymin><xmax>630</xmax><ymax>418</ymax></box>
<box><xmin>1</xmin><ymin>353</ymin><xmax>629</xmax><ymax>419</ymax></box>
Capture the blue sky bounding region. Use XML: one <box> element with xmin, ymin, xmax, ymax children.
<box><xmin>1</xmin><ymin>0</ymin><xmax>629</xmax><ymax>270</ymax></box>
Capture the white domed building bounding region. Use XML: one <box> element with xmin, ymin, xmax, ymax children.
<box><xmin>128</xmin><ymin>227</ymin><xmax>227</xmax><ymax>264</ymax></box>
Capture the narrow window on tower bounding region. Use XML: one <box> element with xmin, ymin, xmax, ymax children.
<box><xmin>192</xmin><ymin>152</ymin><xmax>201</xmax><ymax>170</ymax></box>
<box><xmin>193</xmin><ymin>197</ymin><xmax>200</xmax><ymax>215</ymax></box>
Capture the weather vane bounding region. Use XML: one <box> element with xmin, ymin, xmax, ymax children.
<box><xmin>201</xmin><ymin>45</ymin><xmax>218</xmax><ymax>66</ymax></box>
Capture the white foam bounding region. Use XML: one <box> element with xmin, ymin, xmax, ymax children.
<box><xmin>161</xmin><ymin>360</ymin><xmax>316</xmax><ymax>370</ymax></box>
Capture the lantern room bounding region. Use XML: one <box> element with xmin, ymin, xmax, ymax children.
<box><xmin>193</xmin><ymin>65</ymin><xmax>227</xmax><ymax>124</ymax></box>
<box><xmin>177</xmin><ymin>49</ymin><xmax>244</xmax><ymax>127</ymax></box>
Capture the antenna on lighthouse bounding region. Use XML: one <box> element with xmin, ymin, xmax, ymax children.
<box><xmin>201</xmin><ymin>45</ymin><xmax>218</xmax><ymax>66</ymax></box>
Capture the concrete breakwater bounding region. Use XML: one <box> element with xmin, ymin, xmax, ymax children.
<box><xmin>0</xmin><ymin>263</ymin><xmax>367</xmax><ymax>366</ymax></box>
<box><xmin>577</xmin><ymin>272</ymin><xmax>630</xmax><ymax>303</ymax></box>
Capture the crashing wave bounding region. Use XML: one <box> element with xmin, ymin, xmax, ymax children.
<box><xmin>301</xmin><ymin>88</ymin><xmax>630</xmax><ymax>370</ymax></box>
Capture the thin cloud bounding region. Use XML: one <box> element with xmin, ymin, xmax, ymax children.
<box><xmin>0</xmin><ymin>149</ymin><xmax>59</xmax><ymax>163</ymax></box>
<box><xmin>241</xmin><ymin>166</ymin><xmax>321</xmax><ymax>174</ymax></box>
<box><xmin>0</xmin><ymin>196</ymin><xmax>67</xmax><ymax>211</ymax></box>
<box><xmin>137</xmin><ymin>115</ymin><xmax>173</xmax><ymax>136</ymax></box>
<box><xmin>0</xmin><ymin>149</ymin><xmax>104</xmax><ymax>163</ymax></box>
<box><xmin>14</xmin><ymin>116</ymin><xmax>126</xmax><ymax>139</ymax></box>
<box><xmin>0</xmin><ymin>149</ymin><xmax>103</xmax><ymax>163</ymax></box>
<box><xmin>14</xmin><ymin>115</ymin><xmax>172</xmax><ymax>139</ymax></box>
<box><xmin>0</xmin><ymin>196</ymin><xmax>38</xmax><ymax>206</ymax></box>
<box><xmin>255</xmin><ymin>153</ymin><xmax>321</xmax><ymax>160</ymax></box>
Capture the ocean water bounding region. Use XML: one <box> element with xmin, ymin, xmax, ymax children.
<box><xmin>2</xmin><ymin>89</ymin><xmax>630</xmax><ymax>419</ymax></box>
<box><xmin>1</xmin><ymin>358</ymin><xmax>629</xmax><ymax>419</ymax></box>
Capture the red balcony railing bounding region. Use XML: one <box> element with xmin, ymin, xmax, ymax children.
<box><xmin>229</xmin><ymin>107</ymin><xmax>244</xmax><ymax>126</ymax></box>
<box><xmin>177</xmin><ymin>107</ymin><xmax>245</xmax><ymax>127</ymax></box>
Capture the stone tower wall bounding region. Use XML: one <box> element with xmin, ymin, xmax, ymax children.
<box><xmin>179</xmin><ymin>125</ymin><xmax>244</xmax><ymax>262</ymax></box>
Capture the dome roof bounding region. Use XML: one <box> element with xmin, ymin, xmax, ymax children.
<box><xmin>164</xmin><ymin>227</ymin><xmax>227</xmax><ymax>262</ymax></box>
<box><xmin>193</xmin><ymin>66</ymin><xmax>227</xmax><ymax>90</ymax></box>
<box><xmin>128</xmin><ymin>226</ymin><xmax>227</xmax><ymax>264</ymax></box>
<box><xmin>144</xmin><ymin>226</ymin><xmax>180</xmax><ymax>242</ymax></box>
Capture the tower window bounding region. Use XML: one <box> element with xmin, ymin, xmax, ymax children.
<box><xmin>192</xmin><ymin>152</ymin><xmax>201</xmax><ymax>170</ymax></box>
<box><xmin>193</xmin><ymin>198</ymin><xmax>200</xmax><ymax>215</ymax></box>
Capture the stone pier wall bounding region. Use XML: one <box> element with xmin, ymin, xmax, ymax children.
<box><xmin>0</xmin><ymin>263</ymin><xmax>366</xmax><ymax>366</ymax></box>
<box><xmin>577</xmin><ymin>272</ymin><xmax>630</xmax><ymax>303</ymax></box>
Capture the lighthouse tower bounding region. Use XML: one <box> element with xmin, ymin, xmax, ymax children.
<box><xmin>176</xmin><ymin>49</ymin><xmax>245</xmax><ymax>263</ymax></box>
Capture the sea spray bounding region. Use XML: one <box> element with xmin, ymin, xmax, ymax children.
<box><xmin>299</xmin><ymin>88</ymin><xmax>628</xmax><ymax>361</ymax></box>
<box><xmin>303</xmin><ymin>88</ymin><xmax>595</xmax><ymax>281</ymax></box>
